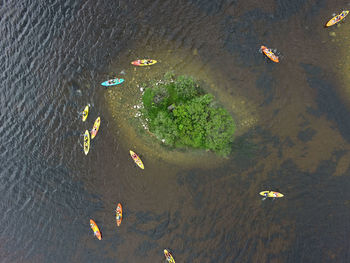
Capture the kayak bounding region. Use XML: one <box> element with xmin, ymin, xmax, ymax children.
<box><xmin>325</xmin><ymin>11</ymin><xmax>349</xmax><ymax>27</ymax></box>
<box><xmin>82</xmin><ymin>105</ymin><xmax>89</xmax><ymax>122</ymax></box>
<box><xmin>131</xmin><ymin>59</ymin><xmax>157</xmax><ymax>66</ymax></box>
<box><xmin>129</xmin><ymin>150</ymin><xmax>144</xmax><ymax>169</ymax></box>
<box><xmin>90</xmin><ymin>117</ymin><xmax>101</xmax><ymax>140</ymax></box>
<box><xmin>260</xmin><ymin>45</ymin><xmax>279</xmax><ymax>63</ymax></box>
<box><xmin>101</xmin><ymin>78</ymin><xmax>124</xmax><ymax>87</ymax></box>
<box><xmin>90</xmin><ymin>219</ymin><xmax>102</xmax><ymax>240</ymax></box>
<box><xmin>259</xmin><ymin>191</ymin><xmax>284</xmax><ymax>198</ymax></box>
<box><xmin>164</xmin><ymin>249</ymin><xmax>175</xmax><ymax>263</ymax></box>
<box><xmin>116</xmin><ymin>203</ymin><xmax>122</xmax><ymax>227</ymax></box>
<box><xmin>84</xmin><ymin>130</ymin><xmax>90</xmax><ymax>155</ymax></box>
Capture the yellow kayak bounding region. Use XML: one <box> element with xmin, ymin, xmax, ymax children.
<box><xmin>90</xmin><ymin>117</ymin><xmax>101</xmax><ymax>140</ymax></box>
<box><xmin>90</xmin><ymin>219</ymin><xmax>102</xmax><ymax>240</ymax></box>
<box><xmin>131</xmin><ymin>59</ymin><xmax>157</xmax><ymax>66</ymax></box>
<box><xmin>164</xmin><ymin>249</ymin><xmax>175</xmax><ymax>263</ymax></box>
<box><xmin>84</xmin><ymin>130</ymin><xmax>90</xmax><ymax>155</ymax></box>
<box><xmin>325</xmin><ymin>11</ymin><xmax>349</xmax><ymax>27</ymax></box>
<box><xmin>259</xmin><ymin>191</ymin><xmax>284</xmax><ymax>198</ymax></box>
<box><xmin>130</xmin><ymin>150</ymin><xmax>144</xmax><ymax>169</ymax></box>
<box><xmin>82</xmin><ymin>105</ymin><xmax>89</xmax><ymax>122</ymax></box>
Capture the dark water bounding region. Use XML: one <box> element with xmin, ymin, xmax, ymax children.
<box><xmin>2</xmin><ymin>0</ymin><xmax>350</xmax><ymax>262</ymax></box>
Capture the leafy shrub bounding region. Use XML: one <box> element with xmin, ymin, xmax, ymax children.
<box><xmin>141</xmin><ymin>73</ymin><xmax>236</xmax><ymax>156</ymax></box>
<box><xmin>151</xmin><ymin>111</ymin><xmax>177</xmax><ymax>145</ymax></box>
<box><xmin>173</xmin><ymin>75</ymin><xmax>201</xmax><ymax>102</ymax></box>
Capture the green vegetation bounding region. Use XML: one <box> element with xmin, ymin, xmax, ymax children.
<box><xmin>141</xmin><ymin>73</ymin><xmax>236</xmax><ymax>156</ymax></box>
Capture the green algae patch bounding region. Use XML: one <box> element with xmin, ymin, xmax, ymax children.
<box><xmin>140</xmin><ymin>72</ymin><xmax>236</xmax><ymax>156</ymax></box>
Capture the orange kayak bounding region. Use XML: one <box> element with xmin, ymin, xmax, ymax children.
<box><xmin>325</xmin><ymin>11</ymin><xmax>349</xmax><ymax>27</ymax></box>
<box><xmin>116</xmin><ymin>203</ymin><xmax>123</xmax><ymax>227</ymax></box>
<box><xmin>260</xmin><ymin>45</ymin><xmax>279</xmax><ymax>63</ymax></box>
<box><xmin>90</xmin><ymin>219</ymin><xmax>102</xmax><ymax>240</ymax></box>
<box><xmin>129</xmin><ymin>150</ymin><xmax>144</xmax><ymax>169</ymax></box>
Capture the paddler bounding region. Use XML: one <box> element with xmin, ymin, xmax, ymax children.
<box><xmin>116</xmin><ymin>212</ymin><xmax>120</xmax><ymax>219</ymax></box>
<box><xmin>262</xmin><ymin>191</ymin><xmax>272</xmax><ymax>200</ymax></box>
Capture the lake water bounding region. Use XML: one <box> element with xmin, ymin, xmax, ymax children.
<box><xmin>2</xmin><ymin>0</ymin><xmax>350</xmax><ymax>262</ymax></box>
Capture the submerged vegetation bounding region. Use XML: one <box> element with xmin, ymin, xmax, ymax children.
<box><xmin>140</xmin><ymin>72</ymin><xmax>236</xmax><ymax>156</ymax></box>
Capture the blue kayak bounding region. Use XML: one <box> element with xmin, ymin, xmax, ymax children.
<box><xmin>101</xmin><ymin>78</ymin><xmax>124</xmax><ymax>87</ymax></box>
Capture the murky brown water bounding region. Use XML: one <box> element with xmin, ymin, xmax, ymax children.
<box><xmin>2</xmin><ymin>0</ymin><xmax>350</xmax><ymax>262</ymax></box>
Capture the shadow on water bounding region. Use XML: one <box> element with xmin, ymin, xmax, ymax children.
<box><xmin>301</xmin><ymin>63</ymin><xmax>350</xmax><ymax>143</ymax></box>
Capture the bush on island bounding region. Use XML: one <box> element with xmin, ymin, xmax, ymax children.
<box><xmin>141</xmin><ymin>72</ymin><xmax>236</xmax><ymax>156</ymax></box>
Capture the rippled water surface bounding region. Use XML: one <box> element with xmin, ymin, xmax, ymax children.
<box><xmin>2</xmin><ymin>0</ymin><xmax>350</xmax><ymax>262</ymax></box>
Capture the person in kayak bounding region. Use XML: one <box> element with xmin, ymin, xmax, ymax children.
<box><xmin>262</xmin><ymin>191</ymin><xmax>271</xmax><ymax>200</ymax></box>
<box><xmin>116</xmin><ymin>208</ymin><xmax>121</xmax><ymax>220</ymax></box>
<box><xmin>141</xmin><ymin>59</ymin><xmax>152</xmax><ymax>65</ymax></box>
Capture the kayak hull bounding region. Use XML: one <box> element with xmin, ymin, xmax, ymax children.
<box><xmin>130</xmin><ymin>150</ymin><xmax>144</xmax><ymax>169</ymax></box>
<box><xmin>326</xmin><ymin>11</ymin><xmax>349</xmax><ymax>27</ymax></box>
<box><xmin>131</xmin><ymin>59</ymin><xmax>157</xmax><ymax>66</ymax></box>
<box><xmin>82</xmin><ymin>105</ymin><xmax>89</xmax><ymax>122</ymax></box>
<box><xmin>90</xmin><ymin>117</ymin><xmax>101</xmax><ymax>139</ymax></box>
<box><xmin>101</xmin><ymin>78</ymin><xmax>124</xmax><ymax>87</ymax></box>
<box><xmin>164</xmin><ymin>249</ymin><xmax>175</xmax><ymax>263</ymax></box>
<box><xmin>261</xmin><ymin>45</ymin><xmax>279</xmax><ymax>63</ymax></box>
<box><xmin>90</xmin><ymin>219</ymin><xmax>102</xmax><ymax>240</ymax></box>
<box><xmin>259</xmin><ymin>191</ymin><xmax>284</xmax><ymax>198</ymax></box>
<box><xmin>116</xmin><ymin>203</ymin><xmax>123</xmax><ymax>227</ymax></box>
<box><xmin>84</xmin><ymin>130</ymin><xmax>90</xmax><ymax>155</ymax></box>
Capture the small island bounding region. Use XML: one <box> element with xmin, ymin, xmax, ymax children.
<box><xmin>139</xmin><ymin>72</ymin><xmax>236</xmax><ymax>156</ymax></box>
